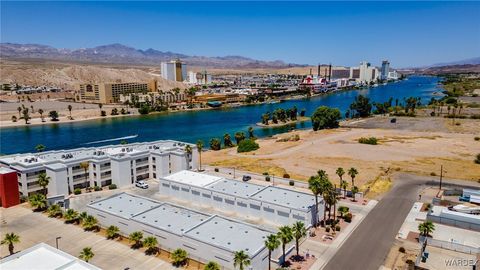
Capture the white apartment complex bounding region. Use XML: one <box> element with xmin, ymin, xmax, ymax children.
<box><xmin>0</xmin><ymin>140</ymin><xmax>198</xmax><ymax>197</ymax></box>
<box><xmin>350</xmin><ymin>61</ymin><xmax>380</xmax><ymax>84</ymax></box>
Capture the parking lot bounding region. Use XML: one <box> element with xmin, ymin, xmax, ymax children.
<box><xmin>0</xmin><ymin>205</ymin><xmax>177</xmax><ymax>269</ymax></box>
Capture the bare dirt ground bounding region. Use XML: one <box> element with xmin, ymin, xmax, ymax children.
<box><xmin>204</xmin><ymin>116</ymin><xmax>480</xmax><ymax>196</ymax></box>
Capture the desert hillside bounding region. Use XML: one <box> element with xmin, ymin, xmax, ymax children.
<box><xmin>0</xmin><ymin>60</ymin><xmax>186</xmax><ymax>90</ymax></box>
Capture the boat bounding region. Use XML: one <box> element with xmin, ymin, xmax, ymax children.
<box><xmin>206</xmin><ymin>101</ymin><xmax>222</xmax><ymax>108</ymax></box>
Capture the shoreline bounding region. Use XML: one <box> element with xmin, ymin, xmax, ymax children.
<box><xmin>256</xmin><ymin>116</ymin><xmax>310</xmax><ymax>127</ymax></box>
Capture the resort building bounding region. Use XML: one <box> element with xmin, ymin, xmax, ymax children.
<box><xmin>0</xmin><ymin>242</ymin><xmax>101</xmax><ymax>270</ymax></box>
<box><xmin>119</xmin><ymin>91</ymin><xmax>187</xmax><ymax>106</ymax></box>
<box><xmin>350</xmin><ymin>61</ymin><xmax>380</xmax><ymax>84</ymax></box>
<box><xmin>380</xmin><ymin>60</ymin><xmax>390</xmax><ymax>80</ymax></box>
<box><xmin>161</xmin><ymin>59</ymin><xmax>187</xmax><ymax>82</ymax></box>
<box><xmin>0</xmin><ymin>140</ymin><xmax>198</xmax><ymax>197</ymax></box>
<box><xmin>87</xmin><ymin>192</ymin><xmax>279</xmax><ymax>270</ymax></box>
<box><xmin>77</xmin><ymin>82</ymin><xmax>148</xmax><ymax>104</ymax></box>
<box><xmin>159</xmin><ymin>170</ymin><xmax>322</xmax><ymax>227</ymax></box>
<box><xmin>188</xmin><ymin>71</ymin><xmax>212</xmax><ymax>85</ymax></box>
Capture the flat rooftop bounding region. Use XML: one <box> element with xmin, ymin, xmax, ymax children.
<box><xmin>184</xmin><ymin>216</ymin><xmax>271</xmax><ymax>257</ymax></box>
<box><xmin>88</xmin><ymin>193</ymin><xmax>159</xmax><ymax>219</ymax></box>
<box><xmin>0</xmin><ymin>243</ymin><xmax>101</xmax><ymax>270</ymax></box>
<box><xmin>250</xmin><ymin>186</ymin><xmax>316</xmax><ymax>211</ymax></box>
<box><xmin>0</xmin><ymin>140</ymin><xmax>192</xmax><ymax>168</ymax></box>
<box><xmin>163</xmin><ymin>170</ymin><xmax>222</xmax><ymax>187</ymax></box>
<box><xmin>205</xmin><ymin>179</ymin><xmax>266</xmax><ymax>198</ymax></box>
<box><xmin>132</xmin><ymin>203</ymin><xmax>210</xmax><ymax>235</ymax></box>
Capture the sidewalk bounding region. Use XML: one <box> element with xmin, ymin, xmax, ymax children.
<box><xmin>304</xmin><ymin>200</ymin><xmax>378</xmax><ymax>269</ymax></box>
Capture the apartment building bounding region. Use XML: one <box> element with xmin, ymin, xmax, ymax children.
<box><xmin>350</xmin><ymin>61</ymin><xmax>379</xmax><ymax>84</ymax></box>
<box><xmin>77</xmin><ymin>82</ymin><xmax>148</xmax><ymax>104</ymax></box>
<box><xmin>0</xmin><ymin>140</ymin><xmax>198</xmax><ymax>197</ymax></box>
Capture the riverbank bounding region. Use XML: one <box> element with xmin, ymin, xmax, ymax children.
<box><xmin>256</xmin><ymin>116</ymin><xmax>310</xmax><ymax>127</ymax></box>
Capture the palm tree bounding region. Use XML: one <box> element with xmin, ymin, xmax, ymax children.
<box><xmin>308</xmin><ymin>176</ymin><xmax>322</xmax><ymax>227</ymax></box>
<box><xmin>106</xmin><ymin>225</ymin><xmax>120</xmax><ymax>239</ymax></box>
<box><xmin>204</xmin><ymin>261</ymin><xmax>221</xmax><ymax>270</ymax></box>
<box><xmin>336</xmin><ymin>167</ymin><xmax>345</xmax><ymax>182</ymax></box>
<box><xmin>348</xmin><ymin>167</ymin><xmax>358</xmax><ymax>188</ymax></box>
<box><xmin>277</xmin><ymin>225</ymin><xmax>293</xmax><ymax>266</ymax></box>
<box><xmin>340</xmin><ymin>180</ymin><xmax>348</xmax><ymax>199</ymax></box>
<box><xmin>38</xmin><ymin>108</ymin><xmax>45</xmax><ymax>122</ymax></box>
<box><xmin>47</xmin><ymin>204</ymin><xmax>63</xmax><ymax>218</ymax></box>
<box><xmin>67</xmin><ymin>105</ymin><xmax>73</xmax><ymax>119</ymax></box>
<box><xmin>17</xmin><ymin>106</ymin><xmax>22</xmax><ymax>117</ymax></box>
<box><xmin>143</xmin><ymin>236</ymin><xmax>159</xmax><ymax>255</ymax></box>
<box><xmin>351</xmin><ymin>186</ymin><xmax>359</xmax><ymax>202</ymax></box>
<box><xmin>64</xmin><ymin>209</ymin><xmax>79</xmax><ymax>224</ymax></box>
<box><xmin>28</xmin><ymin>193</ymin><xmax>47</xmax><ymax>211</ymax></box>
<box><xmin>223</xmin><ymin>133</ymin><xmax>233</xmax><ymax>147</ymax></box>
<box><xmin>338</xmin><ymin>206</ymin><xmax>349</xmax><ymax>218</ymax></box>
<box><xmin>418</xmin><ymin>221</ymin><xmax>435</xmax><ymax>237</ymax></box>
<box><xmin>264</xmin><ymin>234</ymin><xmax>280</xmax><ymax>270</ymax></box>
<box><xmin>196</xmin><ymin>140</ymin><xmax>204</xmax><ymax>171</ymax></box>
<box><xmin>82</xmin><ymin>215</ymin><xmax>98</xmax><ymax>231</ymax></box>
<box><xmin>185</xmin><ymin>145</ymin><xmax>192</xmax><ymax>168</ymax></box>
<box><xmin>233</xmin><ymin>250</ymin><xmax>251</xmax><ymax>270</ymax></box>
<box><xmin>1</xmin><ymin>233</ymin><xmax>20</xmax><ymax>255</ymax></box>
<box><xmin>248</xmin><ymin>126</ymin><xmax>255</xmax><ymax>139</ymax></box>
<box><xmin>171</xmin><ymin>248</ymin><xmax>188</xmax><ymax>267</ymax></box>
<box><xmin>234</xmin><ymin>132</ymin><xmax>246</xmax><ymax>145</ymax></box>
<box><xmin>35</xmin><ymin>144</ymin><xmax>46</xmax><ymax>152</ymax></box>
<box><xmin>98</xmin><ymin>103</ymin><xmax>103</xmax><ymax>115</ymax></box>
<box><xmin>79</xmin><ymin>247</ymin><xmax>94</xmax><ymax>262</ymax></box>
<box><xmin>22</xmin><ymin>107</ymin><xmax>30</xmax><ymax>124</ymax></box>
<box><xmin>37</xmin><ymin>172</ymin><xmax>50</xmax><ymax>196</ymax></box>
<box><xmin>292</xmin><ymin>221</ymin><xmax>307</xmax><ymax>257</ymax></box>
<box><xmin>79</xmin><ymin>162</ymin><xmax>90</xmax><ymax>189</ymax></box>
<box><xmin>324</xmin><ymin>188</ymin><xmax>339</xmax><ymax>222</ymax></box>
<box><xmin>129</xmin><ymin>231</ymin><xmax>143</xmax><ymax>249</ymax></box>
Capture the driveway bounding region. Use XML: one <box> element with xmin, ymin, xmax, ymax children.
<box><xmin>322</xmin><ymin>174</ymin><xmax>480</xmax><ymax>270</ymax></box>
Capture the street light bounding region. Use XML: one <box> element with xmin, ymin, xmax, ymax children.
<box><xmin>55</xmin><ymin>236</ymin><xmax>62</xmax><ymax>249</ymax></box>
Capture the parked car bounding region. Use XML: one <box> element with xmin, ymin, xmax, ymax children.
<box><xmin>135</xmin><ymin>180</ymin><xmax>149</xmax><ymax>189</ymax></box>
<box><xmin>242</xmin><ymin>175</ymin><xmax>251</xmax><ymax>182</ymax></box>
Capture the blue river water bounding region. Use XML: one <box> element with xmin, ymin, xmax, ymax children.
<box><xmin>0</xmin><ymin>76</ymin><xmax>442</xmax><ymax>154</ymax></box>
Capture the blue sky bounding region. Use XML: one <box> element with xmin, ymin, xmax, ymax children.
<box><xmin>1</xmin><ymin>1</ymin><xmax>479</xmax><ymax>67</ymax></box>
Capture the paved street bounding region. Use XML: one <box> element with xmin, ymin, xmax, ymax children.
<box><xmin>323</xmin><ymin>174</ymin><xmax>480</xmax><ymax>270</ymax></box>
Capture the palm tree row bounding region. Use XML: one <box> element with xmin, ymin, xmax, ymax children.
<box><xmin>263</xmin><ymin>221</ymin><xmax>307</xmax><ymax>269</ymax></box>
<box><xmin>208</xmin><ymin>127</ymin><xmax>256</xmax><ymax>151</ymax></box>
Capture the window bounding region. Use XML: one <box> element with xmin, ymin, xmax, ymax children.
<box><xmin>263</xmin><ymin>207</ymin><xmax>274</xmax><ymax>213</ymax></box>
<box><xmin>225</xmin><ymin>199</ymin><xmax>234</xmax><ymax>205</ymax></box>
<box><xmin>202</xmin><ymin>193</ymin><xmax>211</xmax><ymax>198</ymax></box>
<box><xmin>250</xmin><ymin>204</ymin><xmax>261</xmax><ymax>210</ymax></box>
<box><xmin>213</xmin><ymin>196</ymin><xmax>222</xmax><ymax>202</ymax></box>
<box><xmin>277</xmin><ymin>211</ymin><xmax>289</xmax><ymax>217</ymax></box>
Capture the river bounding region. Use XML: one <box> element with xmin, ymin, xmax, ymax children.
<box><xmin>0</xmin><ymin>76</ymin><xmax>442</xmax><ymax>154</ymax></box>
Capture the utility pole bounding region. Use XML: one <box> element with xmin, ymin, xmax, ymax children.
<box><xmin>439</xmin><ymin>165</ymin><xmax>443</xmax><ymax>190</ymax></box>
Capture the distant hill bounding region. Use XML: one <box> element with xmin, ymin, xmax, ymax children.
<box><xmin>0</xmin><ymin>43</ymin><xmax>301</xmax><ymax>69</ymax></box>
<box><xmin>410</xmin><ymin>64</ymin><xmax>480</xmax><ymax>75</ymax></box>
<box><xmin>430</xmin><ymin>57</ymin><xmax>480</xmax><ymax>67</ymax></box>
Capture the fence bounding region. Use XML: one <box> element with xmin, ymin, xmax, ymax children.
<box><xmin>419</xmin><ymin>236</ymin><xmax>480</xmax><ymax>255</ymax></box>
<box><xmin>427</xmin><ymin>214</ymin><xmax>480</xmax><ymax>231</ymax></box>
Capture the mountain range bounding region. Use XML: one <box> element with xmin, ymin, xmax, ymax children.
<box><xmin>0</xmin><ymin>43</ymin><xmax>301</xmax><ymax>69</ymax></box>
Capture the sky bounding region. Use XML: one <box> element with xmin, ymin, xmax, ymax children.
<box><xmin>1</xmin><ymin>1</ymin><xmax>479</xmax><ymax>67</ymax></box>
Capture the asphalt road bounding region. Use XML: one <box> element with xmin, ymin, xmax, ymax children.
<box><xmin>322</xmin><ymin>174</ymin><xmax>480</xmax><ymax>270</ymax></box>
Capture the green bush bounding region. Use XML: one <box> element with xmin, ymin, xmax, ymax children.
<box><xmin>94</xmin><ymin>186</ymin><xmax>102</xmax><ymax>191</ymax></box>
<box><xmin>100</xmin><ymin>110</ymin><xmax>107</xmax><ymax>117</ymax></box>
<box><xmin>262</xmin><ymin>172</ymin><xmax>269</xmax><ymax>175</ymax></box>
<box><xmin>265</xmin><ymin>176</ymin><xmax>271</xmax><ymax>182</ymax></box>
<box><xmin>74</xmin><ymin>188</ymin><xmax>81</xmax><ymax>195</ymax></box>
<box><xmin>214</xmin><ymin>168</ymin><xmax>219</xmax><ymax>172</ymax></box>
<box><xmin>108</xmin><ymin>184</ymin><xmax>117</xmax><ymax>190</ymax></box>
<box><xmin>138</xmin><ymin>104</ymin><xmax>150</xmax><ymax>115</ymax></box>
<box><xmin>325</xmin><ymin>227</ymin><xmax>330</xmax><ymax>233</ymax></box>
<box><xmin>237</xmin><ymin>139</ymin><xmax>259</xmax><ymax>153</ymax></box>
<box><xmin>311</xmin><ymin>106</ymin><xmax>341</xmax><ymax>131</ymax></box>
<box><xmin>289</xmin><ymin>180</ymin><xmax>294</xmax><ymax>186</ymax></box>
<box><xmin>358</xmin><ymin>137</ymin><xmax>378</xmax><ymax>145</ymax></box>
<box><xmin>335</xmin><ymin>225</ymin><xmax>341</xmax><ymax>231</ymax></box>
<box><xmin>399</xmin><ymin>247</ymin><xmax>406</xmax><ymax>253</ymax></box>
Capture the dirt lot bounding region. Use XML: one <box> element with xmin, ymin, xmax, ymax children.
<box><xmin>204</xmin><ymin>116</ymin><xmax>480</xmax><ymax>196</ymax></box>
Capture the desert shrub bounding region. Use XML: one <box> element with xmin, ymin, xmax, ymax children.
<box><xmin>262</xmin><ymin>172</ymin><xmax>269</xmax><ymax>175</ymax></box>
<box><xmin>283</xmin><ymin>173</ymin><xmax>290</xmax><ymax>178</ymax></box>
<box><xmin>74</xmin><ymin>188</ymin><xmax>81</xmax><ymax>195</ymax></box>
<box><xmin>265</xmin><ymin>176</ymin><xmax>271</xmax><ymax>182</ymax></box>
<box><xmin>470</xmin><ymin>114</ymin><xmax>480</xmax><ymax>119</ymax></box>
<box><xmin>430</xmin><ymin>172</ymin><xmax>437</xmax><ymax>176</ymax></box>
<box><xmin>475</xmin><ymin>154</ymin><xmax>480</xmax><ymax>164</ymax></box>
<box><xmin>214</xmin><ymin>168</ymin><xmax>219</xmax><ymax>172</ymax></box>
<box><xmin>100</xmin><ymin>110</ymin><xmax>107</xmax><ymax>117</ymax></box>
<box><xmin>335</xmin><ymin>225</ymin><xmax>341</xmax><ymax>231</ymax></box>
<box><xmin>237</xmin><ymin>139</ymin><xmax>259</xmax><ymax>153</ymax></box>
<box><xmin>325</xmin><ymin>227</ymin><xmax>330</xmax><ymax>233</ymax></box>
<box><xmin>108</xmin><ymin>184</ymin><xmax>117</xmax><ymax>190</ymax></box>
<box><xmin>94</xmin><ymin>186</ymin><xmax>102</xmax><ymax>191</ymax></box>
<box><xmin>344</xmin><ymin>213</ymin><xmax>353</xmax><ymax>223</ymax></box>
<box><xmin>399</xmin><ymin>247</ymin><xmax>406</xmax><ymax>253</ymax></box>
<box><xmin>358</xmin><ymin>137</ymin><xmax>378</xmax><ymax>145</ymax></box>
<box><xmin>475</xmin><ymin>137</ymin><xmax>480</xmax><ymax>141</ymax></box>
<box><xmin>289</xmin><ymin>180</ymin><xmax>294</xmax><ymax>186</ymax></box>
